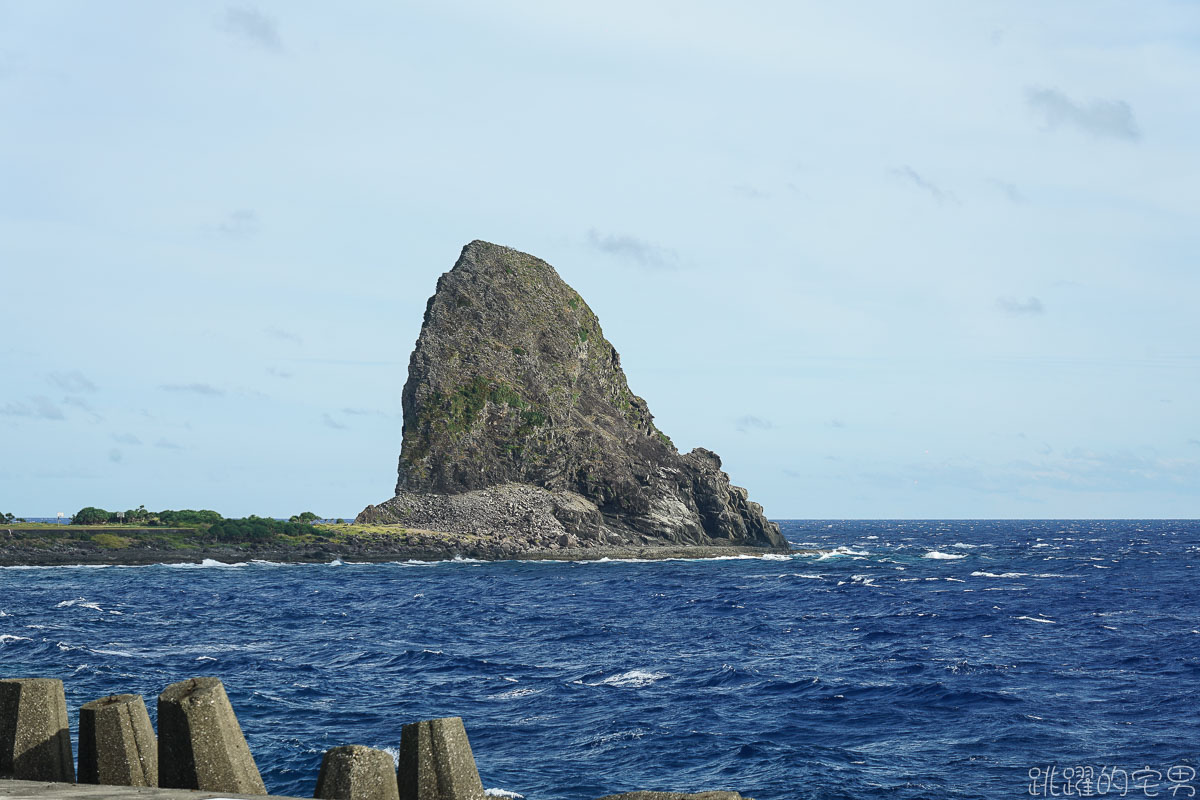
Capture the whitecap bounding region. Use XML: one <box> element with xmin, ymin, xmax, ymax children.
<box><xmin>922</xmin><ymin>551</ymin><xmax>965</xmax><ymax>560</ymax></box>
<box><xmin>486</xmin><ymin>789</ymin><xmax>525</xmax><ymax>799</ymax></box>
<box><xmin>56</xmin><ymin>598</ymin><xmax>104</xmax><ymax>611</ymax></box>
<box><xmin>589</xmin><ymin>670</ymin><xmax>668</xmax><ymax>688</ymax></box>
<box><xmin>1015</xmin><ymin>615</ymin><xmax>1056</xmax><ymax>624</ymax></box>
<box><xmin>971</xmin><ymin>571</ymin><xmax>1027</xmax><ymax>578</ymax></box>
<box><xmin>0</xmin><ymin>634</ymin><xmax>32</xmax><ymax>644</ymax></box>
<box><xmin>165</xmin><ymin>558</ymin><xmax>247</xmax><ymax>568</ymax></box>
<box><xmin>816</xmin><ymin>546</ymin><xmax>869</xmax><ymax>560</ymax></box>
<box><xmin>950</xmin><ymin>542</ymin><xmax>979</xmax><ymax>549</ymax></box>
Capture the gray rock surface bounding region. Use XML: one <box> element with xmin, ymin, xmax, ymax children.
<box><xmin>0</xmin><ymin>779</ymin><xmax>307</xmax><ymax>799</ymax></box>
<box><xmin>397</xmin><ymin>717</ymin><xmax>484</xmax><ymax>800</ymax></box>
<box><xmin>78</xmin><ymin>693</ymin><xmax>157</xmax><ymax>786</ymax></box>
<box><xmin>315</xmin><ymin>745</ymin><xmax>400</xmax><ymax>800</ymax></box>
<box><xmin>359</xmin><ymin>240</ymin><xmax>787</xmax><ymax>553</ymax></box>
<box><xmin>157</xmin><ymin>677</ymin><xmax>266</xmax><ymax>795</ymax></box>
<box><xmin>0</xmin><ymin>679</ymin><xmax>74</xmax><ymax>782</ymax></box>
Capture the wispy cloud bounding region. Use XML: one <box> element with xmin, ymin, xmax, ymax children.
<box><xmin>112</xmin><ymin>433</ymin><xmax>142</xmax><ymax>445</ymax></box>
<box><xmin>732</xmin><ymin>184</ymin><xmax>770</xmax><ymax>200</ymax></box>
<box><xmin>62</xmin><ymin>396</ymin><xmax>103</xmax><ymax>422</ymax></box>
<box><xmin>218</xmin><ymin>7</ymin><xmax>281</xmax><ymax>52</ymax></box>
<box><xmin>997</xmin><ymin>296</ymin><xmax>1045</xmax><ymax>315</ymax></box>
<box><xmin>264</xmin><ymin>326</ymin><xmax>302</xmax><ymax>345</ymax></box>
<box><xmin>890</xmin><ymin>166</ymin><xmax>958</xmax><ymax>205</ymax></box>
<box><xmin>322</xmin><ymin>413</ymin><xmax>347</xmax><ymax>430</ymax></box>
<box><xmin>1188</xmin><ymin>439</ymin><xmax>1200</xmax><ymax>447</ymax></box>
<box><xmin>342</xmin><ymin>407</ymin><xmax>398</xmax><ymax>418</ymax></box>
<box><xmin>218</xmin><ymin>209</ymin><xmax>260</xmax><ymax>238</ymax></box>
<box><xmin>48</xmin><ymin>370</ymin><xmax>96</xmax><ymax>393</ymax></box>
<box><xmin>155</xmin><ymin>439</ymin><xmax>184</xmax><ymax>450</ymax></box>
<box><xmin>587</xmin><ymin>229</ymin><xmax>678</xmax><ymax>270</ymax></box>
<box><xmin>266</xmin><ymin>366</ymin><xmax>293</xmax><ymax>379</ymax></box>
<box><xmin>160</xmin><ymin>383</ymin><xmax>224</xmax><ymax>396</ymax></box>
<box><xmin>1025</xmin><ymin>87</ymin><xmax>1140</xmax><ymax>141</ymax></box>
<box><xmin>1</xmin><ymin>396</ymin><xmax>65</xmax><ymax>420</ymax></box>
<box><xmin>989</xmin><ymin>179</ymin><xmax>1026</xmax><ymax>204</ymax></box>
<box><xmin>827</xmin><ymin>419</ymin><xmax>846</xmax><ymax>429</ymax></box>
<box><xmin>736</xmin><ymin>415</ymin><xmax>775</xmax><ymax>433</ymax></box>
<box><xmin>108</xmin><ymin>449</ymin><xmax>123</xmax><ymax>464</ymax></box>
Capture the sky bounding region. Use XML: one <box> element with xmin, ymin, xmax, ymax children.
<box><xmin>2</xmin><ymin>1</ymin><xmax>1198</xmax><ymax>519</ymax></box>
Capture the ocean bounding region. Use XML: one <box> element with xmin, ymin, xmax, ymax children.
<box><xmin>2</xmin><ymin>520</ymin><xmax>1197</xmax><ymax>799</ymax></box>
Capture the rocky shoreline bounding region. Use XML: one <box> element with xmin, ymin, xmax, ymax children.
<box><xmin>0</xmin><ymin>528</ymin><xmax>798</xmax><ymax>567</ymax></box>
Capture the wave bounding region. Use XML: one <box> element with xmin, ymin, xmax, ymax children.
<box><xmin>486</xmin><ymin>788</ymin><xmax>525</xmax><ymax>798</ymax></box>
<box><xmin>922</xmin><ymin>551</ymin><xmax>965</xmax><ymax>560</ymax></box>
<box><xmin>584</xmin><ymin>669</ymin><xmax>668</xmax><ymax>688</ymax></box>
<box><xmin>1015</xmin><ymin>615</ymin><xmax>1056</xmax><ymax>624</ymax></box>
<box><xmin>165</xmin><ymin>558</ymin><xmax>248</xmax><ymax>568</ymax></box>
<box><xmin>816</xmin><ymin>546</ymin><xmax>869</xmax><ymax>560</ymax></box>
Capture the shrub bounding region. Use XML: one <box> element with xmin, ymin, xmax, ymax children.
<box><xmin>72</xmin><ymin>507</ymin><xmax>111</xmax><ymax>525</ymax></box>
<box><xmin>289</xmin><ymin>511</ymin><xmax>320</xmax><ymax>524</ymax></box>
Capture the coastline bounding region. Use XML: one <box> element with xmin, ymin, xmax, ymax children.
<box><xmin>0</xmin><ymin>527</ymin><xmax>801</xmax><ymax>567</ymax></box>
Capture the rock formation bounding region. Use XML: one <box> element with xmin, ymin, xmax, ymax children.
<box><xmin>358</xmin><ymin>241</ymin><xmax>787</xmax><ymax>553</ymax></box>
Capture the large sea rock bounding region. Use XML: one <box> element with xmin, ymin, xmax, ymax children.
<box><xmin>358</xmin><ymin>241</ymin><xmax>787</xmax><ymax>552</ymax></box>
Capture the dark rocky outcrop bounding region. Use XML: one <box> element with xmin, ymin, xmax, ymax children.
<box><xmin>358</xmin><ymin>241</ymin><xmax>786</xmax><ymax>552</ymax></box>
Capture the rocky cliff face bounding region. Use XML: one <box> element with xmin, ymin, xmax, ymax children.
<box><xmin>358</xmin><ymin>241</ymin><xmax>787</xmax><ymax>551</ymax></box>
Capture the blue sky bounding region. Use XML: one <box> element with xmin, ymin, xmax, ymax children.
<box><xmin>2</xmin><ymin>2</ymin><xmax>1197</xmax><ymax>519</ymax></box>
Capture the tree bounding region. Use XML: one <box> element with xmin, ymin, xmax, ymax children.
<box><xmin>2</xmin><ymin>512</ymin><xmax>17</xmax><ymax>524</ymax></box>
<box><xmin>72</xmin><ymin>507</ymin><xmax>111</xmax><ymax>525</ymax></box>
<box><xmin>289</xmin><ymin>511</ymin><xmax>320</xmax><ymax>524</ymax></box>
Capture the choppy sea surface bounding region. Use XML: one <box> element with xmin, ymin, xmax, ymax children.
<box><xmin>2</xmin><ymin>520</ymin><xmax>1197</xmax><ymax>800</ymax></box>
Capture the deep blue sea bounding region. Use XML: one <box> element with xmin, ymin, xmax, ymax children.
<box><xmin>2</xmin><ymin>520</ymin><xmax>1197</xmax><ymax>800</ymax></box>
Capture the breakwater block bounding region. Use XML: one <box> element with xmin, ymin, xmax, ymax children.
<box><xmin>315</xmin><ymin>745</ymin><xmax>401</xmax><ymax>800</ymax></box>
<box><xmin>397</xmin><ymin>717</ymin><xmax>484</xmax><ymax>800</ymax></box>
<box><xmin>157</xmin><ymin>677</ymin><xmax>267</xmax><ymax>795</ymax></box>
<box><xmin>0</xmin><ymin>678</ymin><xmax>75</xmax><ymax>782</ymax></box>
<box><xmin>78</xmin><ymin>693</ymin><xmax>158</xmax><ymax>786</ymax></box>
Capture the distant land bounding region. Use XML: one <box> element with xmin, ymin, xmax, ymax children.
<box><xmin>3</xmin><ymin>241</ymin><xmax>791</xmax><ymax>566</ymax></box>
<box><xmin>358</xmin><ymin>241</ymin><xmax>787</xmax><ymax>555</ymax></box>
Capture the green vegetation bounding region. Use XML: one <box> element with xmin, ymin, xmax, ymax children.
<box><xmin>70</xmin><ymin>506</ymin><xmax>223</xmax><ymax>527</ymax></box>
<box><xmin>206</xmin><ymin>516</ymin><xmax>319</xmax><ymax>543</ymax></box>
<box><xmin>568</xmin><ymin>296</ymin><xmax>579</xmax><ymax>310</ymax></box>
<box><xmin>511</xmin><ymin>346</ymin><xmax>526</xmax><ymax>356</ymax></box>
<box><xmin>577</xmin><ymin>326</ymin><xmax>589</xmax><ymax>343</ymax></box>
<box><xmin>91</xmin><ymin>533</ymin><xmax>132</xmax><ymax>549</ymax></box>
<box><xmin>2</xmin><ymin>512</ymin><xmax>22</xmax><ymax>524</ymax></box>
<box><xmin>425</xmin><ymin>376</ymin><xmax>530</xmax><ymax>436</ymax></box>
<box><xmin>289</xmin><ymin>511</ymin><xmax>321</xmax><ymax>523</ymax></box>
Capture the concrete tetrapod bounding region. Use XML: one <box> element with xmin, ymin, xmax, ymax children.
<box><xmin>157</xmin><ymin>677</ymin><xmax>266</xmax><ymax>794</ymax></box>
<box><xmin>78</xmin><ymin>694</ymin><xmax>158</xmax><ymax>786</ymax></box>
<box><xmin>0</xmin><ymin>678</ymin><xmax>75</xmax><ymax>782</ymax></box>
<box><xmin>397</xmin><ymin>717</ymin><xmax>484</xmax><ymax>800</ymax></box>
<box><xmin>315</xmin><ymin>745</ymin><xmax>401</xmax><ymax>800</ymax></box>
